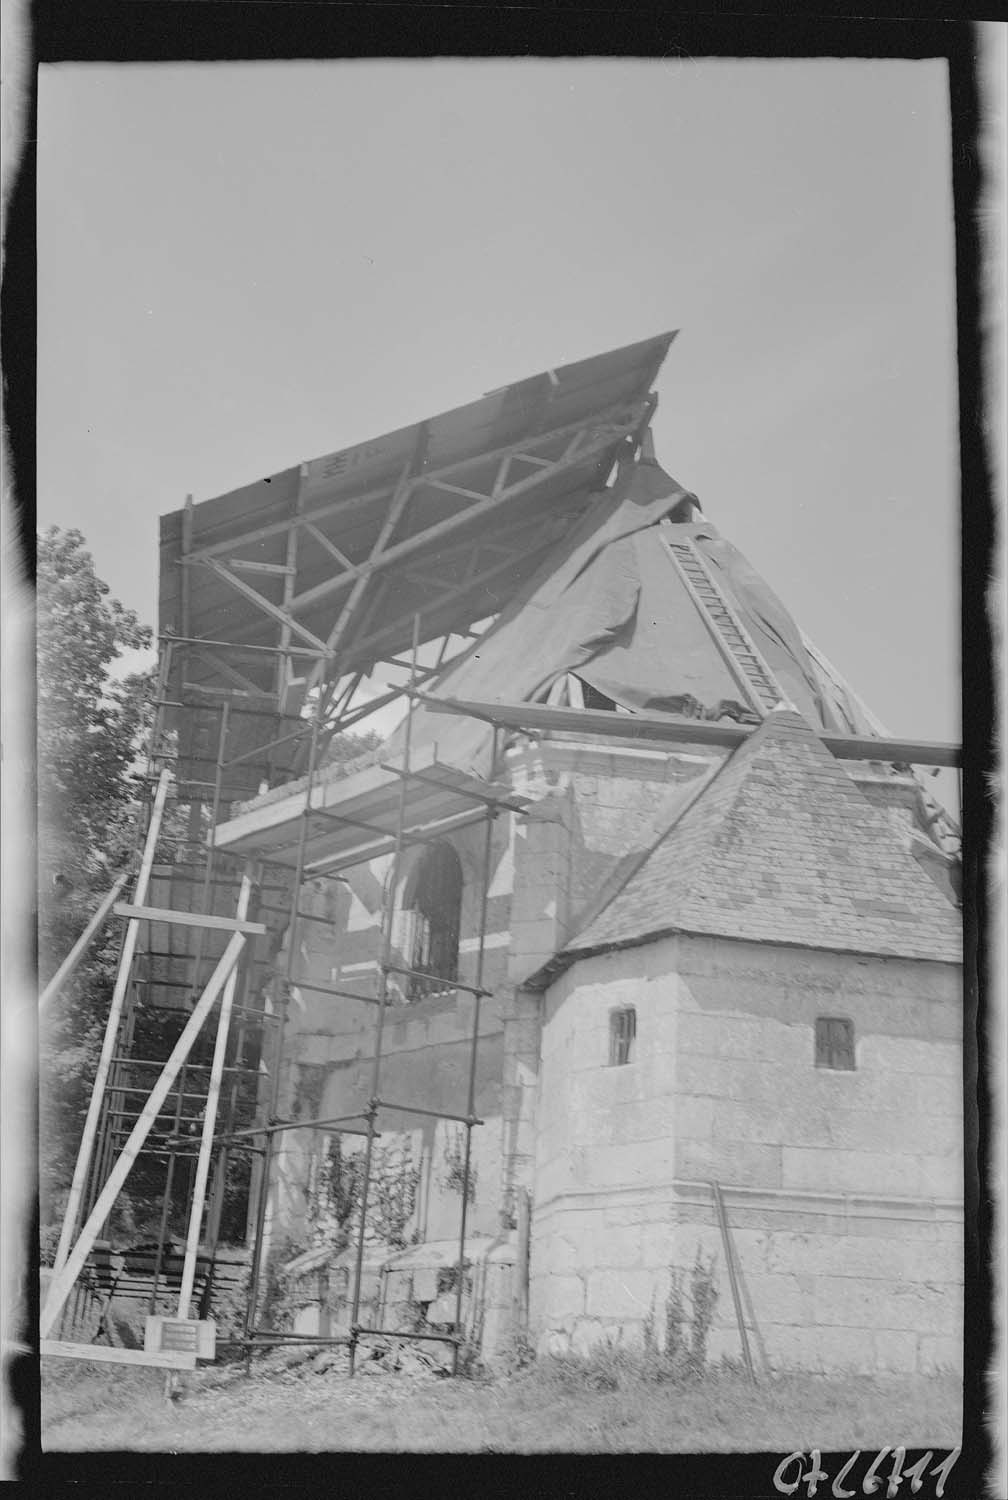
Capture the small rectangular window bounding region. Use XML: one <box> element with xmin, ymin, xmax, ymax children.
<box><xmin>815</xmin><ymin>1016</ymin><xmax>855</xmax><ymax>1071</ymax></box>
<box><xmin>609</xmin><ymin>1006</ymin><xmax>636</xmax><ymax>1066</ymax></box>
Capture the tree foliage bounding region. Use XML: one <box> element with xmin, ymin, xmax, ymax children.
<box><xmin>37</xmin><ymin>526</ymin><xmax>152</xmax><ymax>882</ymax></box>
<box><xmin>37</xmin><ymin>527</ymin><xmax>154</xmax><ymax>1216</ymax></box>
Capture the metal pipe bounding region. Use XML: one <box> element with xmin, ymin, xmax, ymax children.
<box><xmin>242</xmin><ymin>696</ymin><xmax>324</xmax><ymax>1362</ymax></box>
<box><xmin>157</xmin><ymin>633</ymin><xmax>328</xmax><ymax>659</ymax></box>
<box><xmin>178</xmin><ymin>867</ymin><xmax>256</xmax><ymax>1318</ymax></box>
<box><xmin>375</xmin><ymin>1100</ymin><xmax>480</xmax><ymax>1127</ymax></box>
<box><xmin>348</xmin><ymin>613</ymin><xmax>420</xmax><ymax>1377</ymax></box>
<box><xmin>186</xmin><ymin>703</ymin><xmax>231</xmax><ymax>1000</ymax></box>
<box><xmin>451</xmin><ymin>760</ymin><xmax>497</xmax><ymax>1374</ymax></box>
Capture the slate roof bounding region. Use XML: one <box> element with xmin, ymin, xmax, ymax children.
<box><xmin>565</xmin><ymin>709</ymin><xmax>962</xmax><ymax>965</ymax></box>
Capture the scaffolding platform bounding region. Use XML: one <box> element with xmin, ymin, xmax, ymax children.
<box><xmin>213</xmin><ymin>744</ymin><xmax>531</xmax><ymax>872</ymax></box>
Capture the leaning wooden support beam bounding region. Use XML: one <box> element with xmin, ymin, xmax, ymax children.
<box><xmin>50</xmin><ymin>772</ymin><xmax>171</xmax><ymax>1285</ymax></box>
<box><xmin>40</xmin><ymin>932</ymin><xmax>247</xmax><ymax>1338</ymax></box>
<box><xmin>113</xmin><ymin>904</ymin><xmax>267</xmax><ymax>936</ymax></box>
<box><xmin>176</xmin><ymin>868</ymin><xmax>256</xmax><ymax>1319</ymax></box>
<box><xmin>419</xmin><ymin>696</ymin><xmax>962</xmax><ymax>768</ymax></box>
<box><xmin>41</xmin><ymin>1340</ymin><xmax>197</xmax><ymax>1372</ymax></box>
<box><xmin>39</xmin><ymin>872</ymin><xmax>129</xmax><ymax>1011</ymax></box>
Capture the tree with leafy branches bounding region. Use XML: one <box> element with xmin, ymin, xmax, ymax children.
<box><xmin>37</xmin><ymin>526</ymin><xmax>155</xmax><ymax>1228</ymax></box>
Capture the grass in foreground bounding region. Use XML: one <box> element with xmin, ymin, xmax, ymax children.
<box><xmin>40</xmin><ymin>1343</ymin><xmax>962</xmax><ymax>1454</ymax></box>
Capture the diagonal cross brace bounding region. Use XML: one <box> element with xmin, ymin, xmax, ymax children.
<box><xmin>41</xmin><ymin>932</ymin><xmax>247</xmax><ymax>1339</ymax></box>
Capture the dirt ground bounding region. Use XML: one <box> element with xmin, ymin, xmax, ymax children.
<box><xmin>40</xmin><ymin>1343</ymin><xmax>962</xmax><ymax>1455</ymax></box>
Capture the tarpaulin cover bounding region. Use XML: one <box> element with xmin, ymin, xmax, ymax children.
<box><xmin>386</xmin><ymin>455</ymin><xmax>876</xmax><ymax>780</ymax></box>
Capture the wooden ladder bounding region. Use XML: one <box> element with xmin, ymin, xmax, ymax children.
<box><xmin>662</xmin><ymin>531</ymin><xmax>784</xmax><ymax>717</ymax></box>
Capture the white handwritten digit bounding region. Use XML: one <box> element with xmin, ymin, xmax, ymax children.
<box><xmin>885</xmin><ymin>1446</ymin><xmax>907</xmax><ymax>1497</ymax></box>
<box><xmin>901</xmin><ymin>1453</ymin><xmax>933</xmax><ymax>1495</ymax></box>
<box><xmin>863</xmin><ymin>1449</ymin><xmax>891</xmax><ymax>1494</ymax></box>
<box><xmin>773</xmin><ymin>1452</ymin><xmax>805</xmax><ymax>1495</ymax></box>
<box><xmin>930</xmin><ymin>1449</ymin><xmax>960</xmax><ymax>1498</ymax></box>
<box><xmin>832</xmin><ymin>1450</ymin><xmax>861</xmax><ymax>1498</ymax></box>
<box><xmin>804</xmin><ymin>1449</ymin><xmax>829</xmax><ymax>1497</ymax></box>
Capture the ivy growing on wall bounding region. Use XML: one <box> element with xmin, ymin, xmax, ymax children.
<box><xmin>307</xmin><ymin>1134</ymin><xmax>365</xmax><ymax>1251</ymax></box>
<box><xmin>368</xmin><ymin>1140</ymin><xmax>421</xmax><ymax>1249</ymax></box>
<box><xmin>441</xmin><ymin>1127</ymin><xmax>477</xmax><ymax>1204</ymax></box>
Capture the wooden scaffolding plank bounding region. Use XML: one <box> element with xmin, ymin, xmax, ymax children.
<box><xmin>41</xmin><ymin>1340</ymin><xmax>197</xmax><ymax>1372</ymax></box>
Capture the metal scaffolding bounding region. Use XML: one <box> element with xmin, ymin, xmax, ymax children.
<box><xmin>40</xmin><ymin>324</ymin><xmax>666</xmax><ymax>1365</ymax></box>
<box><xmin>42</xmin><ymin>609</ymin><xmax>521</xmax><ymax>1374</ymax></box>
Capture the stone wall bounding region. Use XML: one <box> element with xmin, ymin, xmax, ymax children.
<box><xmin>530</xmin><ymin>933</ymin><xmax>963</xmax><ymax>1374</ymax></box>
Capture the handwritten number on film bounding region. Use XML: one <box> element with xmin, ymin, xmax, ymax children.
<box><xmin>773</xmin><ymin>1448</ymin><xmax>960</xmax><ymax>1498</ymax></box>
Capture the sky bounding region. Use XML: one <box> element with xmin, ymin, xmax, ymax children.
<box><xmin>37</xmin><ymin>59</ymin><xmax>960</xmax><ymax>763</ymax></box>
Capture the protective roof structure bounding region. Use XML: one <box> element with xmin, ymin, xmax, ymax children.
<box><xmin>158</xmin><ymin>331</ymin><xmax>675</xmax><ymax>710</ymax></box>
<box><xmin>376</xmin><ymin>448</ymin><xmax>881</xmax><ymax>781</ymax></box>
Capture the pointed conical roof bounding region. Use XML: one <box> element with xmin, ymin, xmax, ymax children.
<box><xmin>565</xmin><ymin>709</ymin><xmax>962</xmax><ymax>964</ymax></box>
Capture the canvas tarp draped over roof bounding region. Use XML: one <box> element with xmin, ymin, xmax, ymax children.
<box><xmin>385</xmin><ymin>455</ymin><xmax>876</xmax><ymax>781</ymax></box>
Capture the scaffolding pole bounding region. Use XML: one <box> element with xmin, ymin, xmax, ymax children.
<box><xmin>177</xmin><ymin>865</ymin><xmax>258</xmax><ymax>1319</ymax></box>
<box><xmin>50</xmin><ymin>770</ymin><xmax>172</xmax><ymax>1290</ymax></box>
<box><xmin>345</xmin><ymin>617</ymin><xmax>422</xmax><ymax>1376</ymax></box>
<box><xmin>450</xmin><ymin>732</ymin><xmax>498</xmax><ymax>1374</ymax></box>
<box><xmin>241</xmin><ymin>687</ymin><xmax>326</xmax><ymax>1363</ymax></box>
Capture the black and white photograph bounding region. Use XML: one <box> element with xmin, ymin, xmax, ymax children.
<box><xmin>3</xmin><ymin>13</ymin><xmax>1003</xmax><ymax>1491</ymax></box>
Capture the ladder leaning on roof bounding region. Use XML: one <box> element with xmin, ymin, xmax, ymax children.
<box><xmin>660</xmin><ymin>527</ymin><xmax>784</xmax><ymax>717</ymax></box>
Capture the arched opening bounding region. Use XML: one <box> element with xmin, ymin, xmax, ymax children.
<box><xmin>401</xmin><ymin>841</ymin><xmax>463</xmax><ymax>1001</ymax></box>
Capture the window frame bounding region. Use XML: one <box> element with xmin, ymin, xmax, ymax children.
<box><xmin>608</xmin><ymin>1005</ymin><xmax>637</xmax><ymax>1067</ymax></box>
<box><xmin>402</xmin><ymin>840</ymin><xmax>463</xmax><ymax>1002</ymax></box>
<box><xmin>814</xmin><ymin>1015</ymin><xmax>856</xmax><ymax>1071</ymax></box>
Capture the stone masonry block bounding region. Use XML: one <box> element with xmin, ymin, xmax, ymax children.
<box><xmin>917</xmin><ymin>1334</ymin><xmax>964</xmax><ymax>1375</ymax></box>
<box><xmin>535</xmin><ymin>1230</ymin><xmax>584</xmax><ymax>1278</ymax></box>
<box><xmin>812</xmin><ymin>1277</ymin><xmax>961</xmax><ymax>1336</ymax></box>
<box><xmin>586</xmin><ymin>1139</ymin><xmax>676</xmax><ymax>1190</ymax></box>
<box><xmin>580</xmin><ymin>1225</ymin><xmax>646</xmax><ymax>1270</ymax></box>
<box><xmin>873</xmin><ymin>1330</ymin><xmax>919</xmax><ymax>1373</ymax></box>
<box><xmin>539</xmin><ymin>1274</ymin><xmax>586</xmax><ymax>1326</ymax></box>
<box><xmin>764</xmin><ymin>1325</ymin><xmax>824</xmax><ymax>1373</ymax></box>
<box><xmin>781</xmin><ymin>1147</ymin><xmax>913</xmax><ymax>1196</ymax></box>
<box><xmin>585</xmin><ymin>1268</ymin><xmax>656</xmax><ymax>1320</ymax></box>
<box><xmin>677</xmin><ymin>1137</ymin><xmax>783</xmax><ymax>1187</ymax></box>
<box><xmin>675</xmin><ymin>1095</ymin><xmax>716</xmax><ymax>1140</ymax></box>
<box><xmin>866</xmin><ymin>1036</ymin><xmax>961</xmax><ymax>1078</ymax></box>
<box><xmin>787</xmin><ymin>1232</ymin><xmax>960</xmax><ymax>1285</ymax></box>
<box><xmin>639</xmin><ymin>1221</ymin><xmax>679</xmax><ymax>1268</ymax></box>
<box><xmin>915</xmin><ymin>1153</ymin><xmax>963</xmax><ymax>1198</ymax></box>
<box><xmin>913</xmin><ymin>1073</ymin><xmax>964</xmax><ymax>1118</ymax></box>
<box><xmin>806</xmin><ymin>1326</ymin><xmax>872</xmax><ymax>1372</ymax></box>
<box><xmin>743</xmin><ymin>1272</ymin><xmax>814</xmax><ymax>1327</ymax></box>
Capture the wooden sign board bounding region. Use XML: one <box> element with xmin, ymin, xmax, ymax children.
<box><xmin>144</xmin><ymin>1315</ymin><xmax>216</xmax><ymax>1361</ymax></box>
